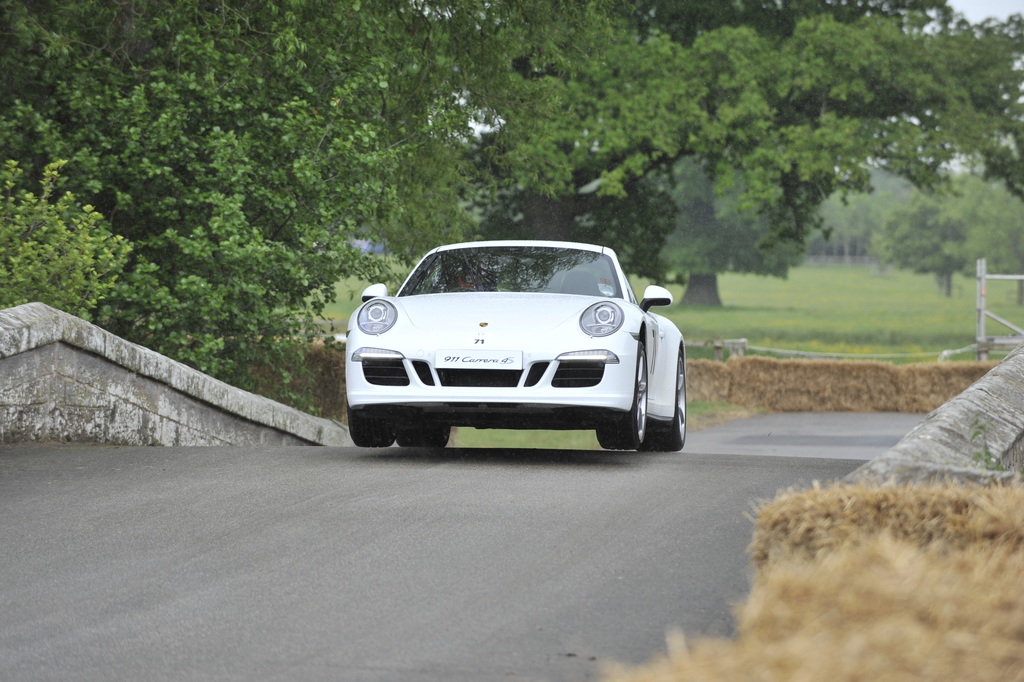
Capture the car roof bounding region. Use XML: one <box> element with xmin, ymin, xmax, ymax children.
<box><xmin>428</xmin><ymin>240</ymin><xmax>613</xmax><ymax>256</ymax></box>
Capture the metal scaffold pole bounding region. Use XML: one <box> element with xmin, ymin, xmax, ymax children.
<box><xmin>976</xmin><ymin>257</ymin><xmax>1024</xmax><ymax>361</ymax></box>
<box><xmin>977</xmin><ymin>258</ymin><xmax>987</xmax><ymax>361</ymax></box>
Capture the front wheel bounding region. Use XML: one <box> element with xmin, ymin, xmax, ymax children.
<box><xmin>596</xmin><ymin>343</ymin><xmax>648</xmax><ymax>451</ymax></box>
<box><xmin>347</xmin><ymin>407</ymin><xmax>396</xmax><ymax>448</ymax></box>
<box><xmin>640</xmin><ymin>346</ymin><xmax>686</xmax><ymax>452</ymax></box>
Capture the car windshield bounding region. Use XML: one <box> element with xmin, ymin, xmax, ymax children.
<box><xmin>399</xmin><ymin>246</ymin><xmax>622</xmax><ymax>298</ymax></box>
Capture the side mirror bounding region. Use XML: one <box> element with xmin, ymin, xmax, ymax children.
<box><xmin>360</xmin><ymin>283</ymin><xmax>388</xmax><ymax>302</ymax></box>
<box><xmin>640</xmin><ymin>284</ymin><xmax>673</xmax><ymax>312</ymax></box>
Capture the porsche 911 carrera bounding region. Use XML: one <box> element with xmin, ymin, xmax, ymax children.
<box><xmin>345</xmin><ymin>240</ymin><xmax>686</xmax><ymax>451</ymax></box>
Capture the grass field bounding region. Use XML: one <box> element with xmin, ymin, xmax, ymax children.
<box><xmin>649</xmin><ymin>265</ymin><xmax>1021</xmax><ymax>360</ymax></box>
<box><xmin>324</xmin><ymin>263</ymin><xmax>1023</xmax><ymax>361</ymax></box>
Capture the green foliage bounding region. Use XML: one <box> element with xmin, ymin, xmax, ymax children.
<box><xmin>660</xmin><ymin>158</ymin><xmax>805</xmax><ymax>280</ymax></box>
<box><xmin>874</xmin><ymin>192</ymin><xmax>970</xmax><ymax>296</ymax></box>
<box><xmin>0</xmin><ymin>160</ymin><xmax>129</xmax><ymax>317</ymax></box>
<box><xmin>811</xmin><ymin>171</ymin><xmax>914</xmax><ymax>259</ymax></box>
<box><xmin>2</xmin><ymin>0</ymin><xmax>1020</xmax><ymax>404</ymax></box>
<box><xmin>956</xmin><ymin>176</ymin><xmax>1024</xmax><ymax>277</ymax></box>
<box><xmin>0</xmin><ymin>0</ymin><xmax>599</xmax><ymax>400</ymax></box>
<box><xmin>474</xmin><ymin>1</ymin><xmax>1024</xmax><ymax>288</ymax></box>
<box><xmin>874</xmin><ymin>174</ymin><xmax>1024</xmax><ymax>296</ymax></box>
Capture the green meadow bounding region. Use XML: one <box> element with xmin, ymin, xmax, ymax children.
<box><xmin>651</xmin><ymin>264</ymin><xmax>1010</xmax><ymax>361</ymax></box>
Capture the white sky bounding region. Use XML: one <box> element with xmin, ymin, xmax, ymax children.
<box><xmin>947</xmin><ymin>0</ymin><xmax>1024</xmax><ymax>22</ymax></box>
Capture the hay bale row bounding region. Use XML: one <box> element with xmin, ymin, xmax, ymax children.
<box><xmin>748</xmin><ymin>483</ymin><xmax>1024</xmax><ymax>569</ymax></box>
<box><xmin>688</xmin><ymin>356</ymin><xmax>995</xmax><ymax>413</ymax></box>
<box><xmin>601</xmin><ymin>484</ymin><xmax>1024</xmax><ymax>682</ymax></box>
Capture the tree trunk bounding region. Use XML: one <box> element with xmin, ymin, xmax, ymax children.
<box><xmin>938</xmin><ymin>273</ymin><xmax>953</xmax><ymax>298</ymax></box>
<box><xmin>680</xmin><ymin>273</ymin><xmax>723</xmax><ymax>306</ymax></box>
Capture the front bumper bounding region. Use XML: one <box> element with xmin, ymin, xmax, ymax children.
<box><xmin>346</xmin><ymin>336</ymin><xmax>639</xmax><ymax>428</ymax></box>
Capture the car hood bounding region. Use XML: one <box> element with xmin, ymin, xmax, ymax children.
<box><xmin>392</xmin><ymin>292</ymin><xmax>601</xmax><ymax>331</ymax></box>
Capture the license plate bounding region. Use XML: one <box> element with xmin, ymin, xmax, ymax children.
<box><xmin>437</xmin><ymin>350</ymin><xmax>523</xmax><ymax>370</ymax></box>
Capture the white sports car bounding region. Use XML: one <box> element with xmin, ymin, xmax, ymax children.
<box><xmin>345</xmin><ymin>240</ymin><xmax>686</xmax><ymax>451</ymax></box>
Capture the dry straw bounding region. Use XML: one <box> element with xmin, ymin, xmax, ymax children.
<box><xmin>601</xmin><ymin>484</ymin><xmax>1024</xmax><ymax>682</ymax></box>
<box><xmin>688</xmin><ymin>357</ymin><xmax>995</xmax><ymax>412</ymax></box>
<box><xmin>748</xmin><ymin>482</ymin><xmax>1024</xmax><ymax>568</ymax></box>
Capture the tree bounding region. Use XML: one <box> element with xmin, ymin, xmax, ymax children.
<box><xmin>660</xmin><ymin>158</ymin><xmax>805</xmax><ymax>305</ymax></box>
<box><xmin>473</xmin><ymin>159</ymin><xmax>679</xmax><ymax>279</ymax></box>
<box><xmin>949</xmin><ymin>16</ymin><xmax>1024</xmax><ymax>202</ymax></box>
<box><xmin>0</xmin><ymin>160</ymin><xmax>130</xmax><ymax>316</ymax></box>
<box><xmin>473</xmin><ymin>1</ymin><xmax>1024</xmax><ymax>302</ymax></box>
<box><xmin>810</xmin><ymin>171</ymin><xmax>914</xmax><ymax>261</ymax></box>
<box><xmin>959</xmin><ymin>176</ymin><xmax>1024</xmax><ymax>304</ymax></box>
<box><xmin>874</xmin><ymin>174</ymin><xmax>1024</xmax><ymax>300</ymax></box>
<box><xmin>874</xmin><ymin>189</ymin><xmax>970</xmax><ymax>297</ymax></box>
<box><xmin>0</xmin><ymin>0</ymin><xmax>598</xmax><ymax>400</ymax></box>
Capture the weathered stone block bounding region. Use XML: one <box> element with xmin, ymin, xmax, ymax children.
<box><xmin>0</xmin><ymin>303</ymin><xmax>351</xmax><ymax>447</ymax></box>
<box><xmin>846</xmin><ymin>342</ymin><xmax>1024</xmax><ymax>485</ymax></box>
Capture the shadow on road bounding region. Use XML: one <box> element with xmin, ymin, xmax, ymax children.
<box><xmin>347</xmin><ymin>446</ymin><xmax>667</xmax><ymax>468</ymax></box>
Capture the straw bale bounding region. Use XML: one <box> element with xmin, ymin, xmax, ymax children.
<box><xmin>748</xmin><ymin>483</ymin><xmax>1024</xmax><ymax>569</ymax></box>
<box><xmin>602</xmin><ymin>510</ymin><xmax>1024</xmax><ymax>682</ymax></box>
<box><xmin>739</xmin><ymin>537</ymin><xmax>1024</xmax><ymax>662</ymax></box>
<box><xmin>725</xmin><ymin>356</ymin><xmax>901</xmax><ymax>412</ymax></box>
<box><xmin>687</xmin><ymin>359</ymin><xmax>733</xmax><ymax>403</ymax></box>
<box><xmin>253</xmin><ymin>339</ymin><xmax>347</xmax><ymax>420</ymax></box>
<box><xmin>600</xmin><ymin>479</ymin><xmax>1024</xmax><ymax>682</ymax></box>
<box><xmin>895</xmin><ymin>361</ymin><xmax>995</xmax><ymax>413</ymax></box>
<box><xmin>684</xmin><ymin>356</ymin><xmax>995</xmax><ymax>413</ymax></box>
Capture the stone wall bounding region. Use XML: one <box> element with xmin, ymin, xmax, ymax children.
<box><xmin>845</xmin><ymin>341</ymin><xmax>1024</xmax><ymax>486</ymax></box>
<box><xmin>0</xmin><ymin>303</ymin><xmax>351</xmax><ymax>446</ymax></box>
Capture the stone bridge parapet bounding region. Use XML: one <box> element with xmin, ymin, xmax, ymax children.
<box><xmin>0</xmin><ymin>303</ymin><xmax>350</xmax><ymax>447</ymax></box>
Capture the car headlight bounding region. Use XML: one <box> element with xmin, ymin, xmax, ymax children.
<box><xmin>556</xmin><ymin>350</ymin><xmax>620</xmax><ymax>364</ymax></box>
<box><xmin>351</xmin><ymin>347</ymin><xmax>404</xmax><ymax>362</ymax></box>
<box><xmin>579</xmin><ymin>302</ymin><xmax>624</xmax><ymax>337</ymax></box>
<box><xmin>357</xmin><ymin>300</ymin><xmax>398</xmax><ymax>335</ymax></box>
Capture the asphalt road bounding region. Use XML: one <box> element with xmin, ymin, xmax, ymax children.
<box><xmin>0</xmin><ymin>413</ymin><xmax>920</xmax><ymax>682</ymax></box>
<box><xmin>686</xmin><ymin>411</ymin><xmax>923</xmax><ymax>459</ymax></box>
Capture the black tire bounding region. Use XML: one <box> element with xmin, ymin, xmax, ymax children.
<box><xmin>596</xmin><ymin>343</ymin><xmax>648</xmax><ymax>451</ymax></box>
<box><xmin>347</xmin><ymin>406</ymin><xmax>396</xmax><ymax>448</ymax></box>
<box><xmin>396</xmin><ymin>422</ymin><xmax>451</xmax><ymax>448</ymax></box>
<box><xmin>640</xmin><ymin>346</ymin><xmax>686</xmax><ymax>452</ymax></box>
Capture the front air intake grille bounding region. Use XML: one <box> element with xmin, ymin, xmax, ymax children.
<box><xmin>412</xmin><ymin>361</ymin><xmax>435</xmax><ymax>386</ymax></box>
<box><xmin>437</xmin><ymin>369</ymin><xmax>523</xmax><ymax>388</ymax></box>
<box><xmin>361</xmin><ymin>359</ymin><xmax>410</xmax><ymax>386</ymax></box>
<box><xmin>551</xmin><ymin>362</ymin><xmax>605</xmax><ymax>388</ymax></box>
<box><xmin>524</xmin><ymin>362</ymin><xmax>549</xmax><ymax>387</ymax></box>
